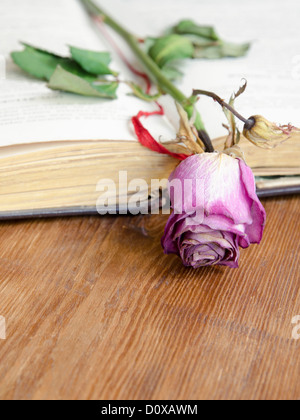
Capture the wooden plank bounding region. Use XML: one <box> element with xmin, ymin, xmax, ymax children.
<box><xmin>0</xmin><ymin>196</ymin><xmax>299</xmax><ymax>400</ymax></box>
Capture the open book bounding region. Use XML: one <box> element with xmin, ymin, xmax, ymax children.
<box><xmin>0</xmin><ymin>0</ymin><xmax>299</xmax><ymax>219</ymax></box>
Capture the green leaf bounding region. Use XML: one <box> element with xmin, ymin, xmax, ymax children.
<box><xmin>58</xmin><ymin>59</ymin><xmax>97</xmax><ymax>82</ymax></box>
<box><xmin>148</xmin><ymin>35</ymin><xmax>194</xmax><ymax>68</ymax></box>
<box><xmin>172</xmin><ymin>20</ymin><xmax>219</xmax><ymax>41</ymax></box>
<box><xmin>48</xmin><ymin>66</ymin><xmax>118</xmax><ymax>99</ymax></box>
<box><xmin>11</xmin><ymin>46</ymin><xmax>64</xmax><ymax>81</ymax></box>
<box><xmin>144</xmin><ymin>37</ymin><xmax>157</xmax><ymax>52</ymax></box>
<box><xmin>127</xmin><ymin>82</ymin><xmax>161</xmax><ymax>102</ymax></box>
<box><xmin>20</xmin><ymin>42</ymin><xmax>63</xmax><ymax>58</ymax></box>
<box><xmin>11</xmin><ymin>44</ymin><xmax>98</xmax><ymax>82</ymax></box>
<box><xmin>91</xmin><ymin>80</ymin><xmax>119</xmax><ymax>98</ymax></box>
<box><xmin>69</xmin><ymin>46</ymin><xmax>118</xmax><ymax>76</ymax></box>
<box><xmin>144</xmin><ymin>37</ymin><xmax>184</xmax><ymax>80</ymax></box>
<box><xmin>161</xmin><ymin>65</ymin><xmax>183</xmax><ymax>81</ymax></box>
<box><xmin>168</xmin><ymin>20</ymin><xmax>250</xmax><ymax>59</ymax></box>
<box><xmin>194</xmin><ymin>41</ymin><xmax>250</xmax><ymax>59</ymax></box>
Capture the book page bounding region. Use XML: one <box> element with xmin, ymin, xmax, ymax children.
<box><xmin>0</xmin><ymin>0</ymin><xmax>299</xmax><ymax>146</ymax></box>
<box><xmin>173</xmin><ymin>0</ymin><xmax>300</xmax><ymax>140</ymax></box>
<box><xmin>0</xmin><ymin>0</ymin><xmax>175</xmax><ymax>146</ymax></box>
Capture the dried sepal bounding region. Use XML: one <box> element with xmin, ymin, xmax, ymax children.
<box><xmin>223</xmin><ymin>144</ymin><xmax>246</xmax><ymax>161</ymax></box>
<box><xmin>161</xmin><ymin>141</ymin><xmax>193</xmax><ymax>156</ymax></box>
<box><xmin>175</xmin><ymin>102</ymin><xmax>205</xmax><ymax>154</ymax></box>
<box><xmin>223</xmin><ymin>80</ymin><xmax>247</xmax><ymax>149</ymax></box>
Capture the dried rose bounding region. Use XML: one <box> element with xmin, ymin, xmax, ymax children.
<box><xmin>243</xmin><ymin>115</ymin><xmax>300</xmax><ymax>149</ymax></box>
<box><xmin>162</xmin><ymin>153</ymin><xmax>266</xmax><ymax>268</ymax></box>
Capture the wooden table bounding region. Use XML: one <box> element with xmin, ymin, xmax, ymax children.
<box><xmin>0</xmin><ymin>196</ymin><xmax>299</xmax><ymax>400</ymax></box>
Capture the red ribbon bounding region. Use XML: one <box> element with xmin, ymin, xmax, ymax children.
<box><xmin>132</xmin><ymin>105</ymin><xmax>190</xmax><ymax>161</ymax></box>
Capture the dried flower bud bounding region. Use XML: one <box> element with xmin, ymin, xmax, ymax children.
<box><xmin>243</xmin><ymin>115</ymin><xmax>300</xmax><ymax>149</ymax></box>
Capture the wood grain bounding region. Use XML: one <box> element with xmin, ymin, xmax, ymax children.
<box><xmin>0</xmin><ymin>196</ymin><xmax>299</xmax><ymax>400</ymax></box>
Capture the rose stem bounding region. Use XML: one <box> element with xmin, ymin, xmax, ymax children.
<box><xmin>193</xmin><ymin>89</ymin><xmax>255</xmax><ymax>129</ymax></box>
<box><xmin>80</xmin><ymin>0</ymin><xmax>215</xmax><ymax>152</ymax></box>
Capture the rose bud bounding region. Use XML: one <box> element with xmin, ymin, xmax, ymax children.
<box><xmin>243</xmin><ymin>115</ymin><xmax>300</xmax><ymax>149</ymax></box>
<box><xmin>162</xmin><ymin>153</ymin><xmax>266</xmax><ymax>268</ymax></box>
